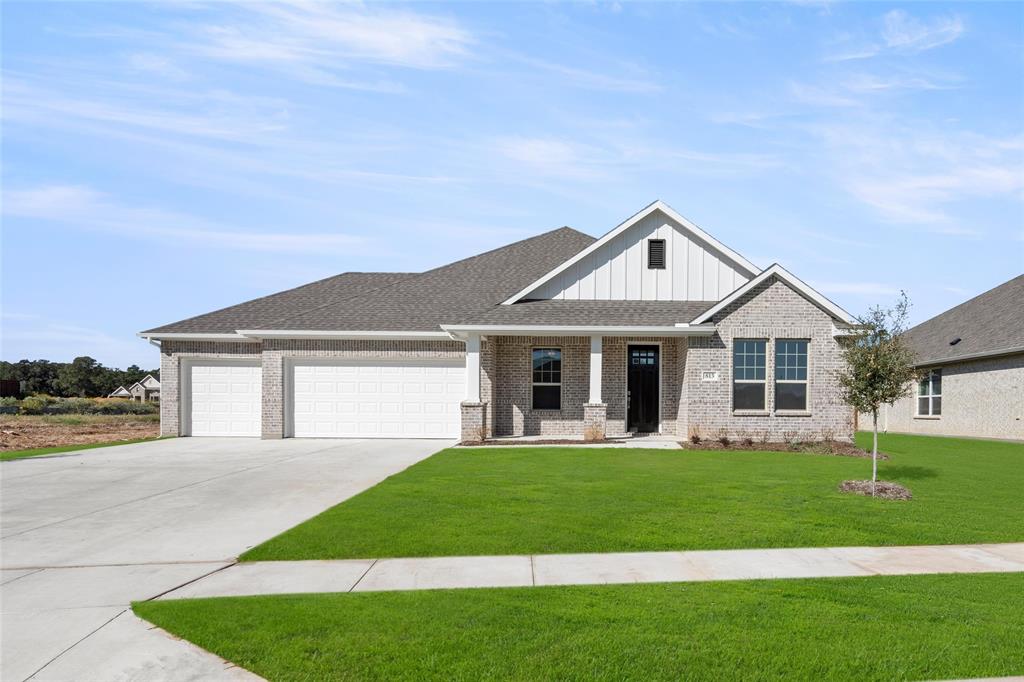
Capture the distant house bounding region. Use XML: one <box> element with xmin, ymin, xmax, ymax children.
<box><xmin>108</xmin><ymin>386</ymin><xmax>133</xmax><ymax>399</ymax></box>
<box><xmin>1</xmin><ymin>379</ymin><xmax>22</xmax><ymax>398</ymax></box>
<box><xmin>881</xmin><ymin>275</ymin><xmax>1023</xmax><ymax>441</ymax></box>
<box><xmin>128</xmin><ymin>375</ymin><xmax>161</xmax><ymax>402</ymax></box>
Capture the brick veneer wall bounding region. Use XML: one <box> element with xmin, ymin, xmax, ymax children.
<box><xmin>158</xmin><ymin>340</ymin><xmax>262</xmax><ymax>437</ymax></box>
<box><xmin>876</xmin><ymin>353</ymin><xmax>1024</xmax><ymax>440</ymax></box>
<box><xmin>684</xmin><ymin>276</ymin><xmax>853</xmax><ymax>441</ymax></box>
<box><xmin>492</xmin><ymin>336</ymin><xmax>590</xmax><ymax>436</ymax></box>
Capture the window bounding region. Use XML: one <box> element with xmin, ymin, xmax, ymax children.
<box><xmin>733</xmin><ymin>339</ymin><xmax>766</xmax><ymax>410</ymax></box>
<box><xmin>647</xmin><ymin>239</ymin><xmax>666</xmax><ymax>269</ymax></box>
<box><xmin>917</xmin><ymin>369</ymin><xmax>942</xmax><ymax>416</ymax></box>
<box><xmin>775</xmin><ymin>340</ymin><xmax>808</xmax><ymax>411</ymax></box>
<box><xmin>532</xmin><ymin>348</ymin><xmax>561</xmax><ymax>410</ymax></box>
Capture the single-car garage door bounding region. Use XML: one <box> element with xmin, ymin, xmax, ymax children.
<box><xmin>186</xmin><ymin>361</ymin><xmax>262</xmax><ymax>437</ymax></box>
<box><xmin>290</xmin><ymin>360</ymin><xmax>464</xmax><ymax>438</ymax></box>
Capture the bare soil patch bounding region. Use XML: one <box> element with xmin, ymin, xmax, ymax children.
<box><xmin>461</xmin><ymin>438</ymin><xmax>613</xmax><ymax>446</ymax></box>
<box><xmin>0</xmin><ymin>414</ymin><xmax>159</xmax><ymax>451</ymax></box>
<box><xmin>839</xmin><ymin>479</ymin><xmax>913</xmax><ymax>500</ymax></box>
<box><xmin>682</xmin><ymin>439</ymin><xmax>889</xmax><ymax>459</ymax></box>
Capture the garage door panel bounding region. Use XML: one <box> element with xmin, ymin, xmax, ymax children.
<box><xmin>291</xmin><ymin>361</ymin><xmax>464</xmax><ymax>438</ymax></box>
<box><xmin>189</xmin><ymin>363</ymin><xmax>261</xmax><ymax>437</ymax></box>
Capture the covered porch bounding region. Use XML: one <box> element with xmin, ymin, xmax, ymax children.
<box><xmin>444</xmin><ymin>324</ymin><xmax>715</xmax><ymax>442</ymax></box>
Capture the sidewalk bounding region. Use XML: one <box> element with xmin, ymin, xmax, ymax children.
<box><xmin>159</xmin><ymin>542</ymin><xmax>1024</xmax><ymax>600</ymax></box>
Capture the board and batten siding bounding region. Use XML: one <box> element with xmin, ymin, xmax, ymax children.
<box><xmin>528</xmin><ymin>210</ymin><xmax>754</xmax><ymax>302</ymax></box>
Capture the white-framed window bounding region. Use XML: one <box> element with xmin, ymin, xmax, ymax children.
<box><xmin>775</xmin><ymin>340</ymin><xmax>808</xmax><ymax>411</ymax></box>
<box><xmin>532</xmin><ymin>348</ymin><xmax>562</xmax><ymax>410</ymax></box>
<box><xmin>733</xmin><ymin>339</ymin><xmax>766</xmax><ymax>410</ymax></box>
<box><xmin>917</xmin><ymin>369</ymin><xmax>942</xmax><ymax>416</ymax></box>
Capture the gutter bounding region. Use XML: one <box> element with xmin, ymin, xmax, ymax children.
<box><xmin>913</xmin><ymin>345</ymin><xmax>1024</xmax><ymax>367</ymax></box>
<box><xmin>440</xmin><ymin>323</ymin><xmax>717</xmax><ymax>340</ymax></box>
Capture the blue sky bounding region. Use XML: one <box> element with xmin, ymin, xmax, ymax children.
<box><xmin>2</xmin><ymin>1</ymin><xmax>1022</xmax><ymax>368</ymax></box>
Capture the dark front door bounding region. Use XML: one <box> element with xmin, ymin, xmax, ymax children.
<box><xmin>627</xmin><ymin>345</ymin><xmax>659</xmax><ymax>432</ymax></box>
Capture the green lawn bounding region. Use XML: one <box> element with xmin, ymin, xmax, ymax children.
<box><xmin>134</xmin><ymin>572</ymin><xmax>1024</xmax><ymax>681</ymax></box>
<box><xmin>241</xmin><ymin>432</ymin><xmax>1023</xmax><ymax>561</ymax></box>
<box><xmin>0</xmin><ymin>437</ymin><xmax>160</xmax><ymax>461</ymax></box>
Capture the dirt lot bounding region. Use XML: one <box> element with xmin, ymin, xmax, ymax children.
<box><xmin>0</xmin><ymin>414</ymin><xmax>160</xmax><ymax>451</ymax></box>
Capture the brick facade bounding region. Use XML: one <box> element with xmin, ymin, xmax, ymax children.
<box><xmin>877</xmin><ymin>353</ymin><xmax>1023</xmax><ymax>440</ymax></box>
<box><xmin>158</xmin><ymin>277</ymin><xmax>852</xmax><ymax>442</ymax></box>
<box><xmin>684</xmin><ymin>277</ymin><xmax>854</xmax><ymax>441</ymax></box>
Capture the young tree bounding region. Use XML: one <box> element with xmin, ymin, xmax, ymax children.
<box><xmin>836</xmin><ymin>292</ymin><xmax>919</xmax><ymax>495</ymax></box>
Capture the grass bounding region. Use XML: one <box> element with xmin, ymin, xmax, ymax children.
<box><xmin>133</xmin><ymin>572</ymin><xmax>1024</xmax><ymax>681</ymax></box>
<box><xmin>0</xmin><ymin>436</ymin><xmax>162</xmax><ymax>461</ymax></box>
<box><xmin>241</xmin><ymin>432</ymin><xmax>1023</xmax><ymax>561</ymax></box>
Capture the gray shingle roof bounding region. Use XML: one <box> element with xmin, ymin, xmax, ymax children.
<box><xmin>458</xmin><ymin>300</ymin><xmax>719</xmax><ymax>326</ymax></box>
<box><xmin>143</xmin><ymin>227</ymin><xmax>597</xmax><ymax>334</ymax></box>
<box><xmin>142</xmin><ymin>272</ymin><xmax>413</xmax><ymax>334</ymax></box>
<box><xmin>903</xmin><ymin>274</ymin><xmax>1024</xmax><ymax>365</ymax></box>
<box><xmin>267</xmin><ymin>227</ymin><xmax>596</xmax><ymax>331</ymax></box>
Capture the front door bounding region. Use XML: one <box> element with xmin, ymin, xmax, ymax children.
<box><xmin>627</xmin><ymin>345</ymin><xmax>659</xmax><ymax>432</ymax></box>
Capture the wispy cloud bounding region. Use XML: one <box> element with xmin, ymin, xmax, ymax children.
<box><xmin>882</xmin><ymin>10</ymin><xmax>964</xmax><ymax>52</ymax></box>
<box><xmin>184</xmin><ymin>2</ymin><xmax>475</xmax><ymax>79</ymax></box>
<box><xmin>813</xmin><ymin>281</ymin><xmax>900</xmax><ymax>296</ymax></box>
<box><xmin>515</xmin><ymin>56</ymin><xmax>662</xmax><ymax>93</ymax></box>
<box><xmin>3</xmin><ymin>185</ymin><xmax>367</xmax><ymax>254</ymax></box>
<box><xmin>807</xmin><ymin>123</ymin><xmax>1024</xmax><ymax>229</ymax></box>
<box><xmin>827</xmin><ymin>9</ymin><xmax>964</xmax><ymax>62</ymax></box>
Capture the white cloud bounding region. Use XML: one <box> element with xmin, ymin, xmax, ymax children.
<box><xmin>789</xmin><ymin>82</ymin><xmax>861</xmax><ymax>108</ymax></box>
<box><xmin>813</xmin><ymin>281</ymin><xmax>900</xmax><ymax>296</ymax></box>
<box><xmin>126</xmin><ymin>53</ymin><xmax>189</xmax><ymax>81</ymax></box>
<box><xmin>516</xmin><ymin>56</ymin><xmax>662</xmax><ymax>93</ymax></box>
<box><xmin>840</xmin><ymin>72</ymin><xmax>956</xmax><ymax>93</ymax></box>
<box><xmin>807</xmin><ymin>123</ymin><xmax>1024</xmax><ymax>229</ymax></box>
<box><xmin>188</xmin><ymin>2</ymin><xmax>474</xmax><ymax>72</ymax></box>
<box><xmin>3</xmin><ymin>185</ymin><xmax>367</xmax><ymax>255</ymax></box>
<box><xmin>826</xmin><ymin>10</ymin><xmax>963</xmax><ymax>62</ymax></box>
<box><xmin>882</xmin><ymin>10</ymin><xmax>964</xmax><ymax>52</ymax></box>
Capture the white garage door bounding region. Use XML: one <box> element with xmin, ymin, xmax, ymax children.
<box><xmin>291</xmin><ymin>360</ymin><xmax>465</xmax><ymax>438</ymax></box>
<box><xmin>188</xmin><ymin>362</ymin><xmax>262</xmax><ymax>437</ymax></box>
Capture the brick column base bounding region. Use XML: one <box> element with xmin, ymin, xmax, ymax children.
<box><xmin>460</xmin><ymin>401</ymin><xmax>487</xmax><ymax>443</ymax></box>
<box><xmin>583</xmin><ymin>403</ymin><xmax>607</xmax><ymax>441</ymax></box>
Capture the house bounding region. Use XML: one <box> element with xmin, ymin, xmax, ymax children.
<box><xmin>879</xmin><ymin>275</ymin><xmax>1023</xmax><ymax>440</ymax></box>
<box><xmin>108</xmin><ymin>385</ymin><xmax>133</xmax><ymax>399</ymax></box>
<box><xmin>139</xmin><ymin>201</ymin><xmax>858</xmax><ymax>442</ymax></box>
<box><xmin>128</xmin><ymin>375</ymin><xmax>161</xmax><ymax>402</ymax></box>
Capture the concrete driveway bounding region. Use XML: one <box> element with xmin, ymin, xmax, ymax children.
<box><xmin>1</xmin><ymin>437</ymin><xmax>450</xmax><ymax>681</ymax></box>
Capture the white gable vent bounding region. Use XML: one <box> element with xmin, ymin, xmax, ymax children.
<box><xmin>647</xmin><ymin>239</ymin><xmax>666</xmax><ymax>269</ymax></box>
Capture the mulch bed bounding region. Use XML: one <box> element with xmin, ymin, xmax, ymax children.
<box><xmin>682</xmin><ymin>440</ymin><xmax>889</xmax><ymax>460</ymax></box>
<box><xmin>0</xmin><ymin>416</ymin><xmax>159</xmax><ymax>451</ymax></box>
<box><xmin>838</xmin><ymin>479</ymin><xmax>913</xmax><ymax>501</ymax></box>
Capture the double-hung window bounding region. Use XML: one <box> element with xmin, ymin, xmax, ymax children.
<box><xmin>532</xmin><ymin>348</ymin><xmax>562</xmax><ymax>410</ymax></box>
<box><xmin>917</xmin><ymin>369</ymin><xmax>942</xmax><ymax>416</ymax></box>
<box><xmin>775</xmin><ymin>340</ymin><xmax>809</xmax><ymax>411</ymax></box>
<box><xmin>733</xmin><ymin>339</ymin><xmax>766</xmax><ymax>410</ymax></box>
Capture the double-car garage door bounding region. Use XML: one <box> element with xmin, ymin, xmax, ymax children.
<box><xmin>184</xmin><ymin>359</ymin><xmax>463</xmax><ymax>439</ymax></box>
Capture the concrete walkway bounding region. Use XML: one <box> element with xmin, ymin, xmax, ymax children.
<box><xmin>160</xmin><ymin>542</ymin><xmax>1024</xmax><ymax>599</ymax></box>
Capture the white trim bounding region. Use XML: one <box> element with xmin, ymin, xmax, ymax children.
<box><xmin>589</xmin><ymin>335</ymin><xmax>602</xmax><ymax>404</ymax></box>
<box><xmin>465</xmin><ymin>334</ymin><xmax>481</xmax><ymax>403</ymax></box>
<box><xmin>625</xmin><ymin>342</ymin><xmax>663</xmax><ymax>434</ymax></box>
<box><xmin>235</xmin><ymin>329</ymin><xmax>451</xmax><ymax>340</ymax></box>
<box><xmin>501</xmin><ymin>200</ymin><xmax>761</xmax><ymax>305</ymax></box>
<box><xmin>773</xmin><ymin>338</ymin><xmax>810</xmax><ymax>414</ymax></box>
<box><xmin>916</xmin><ymin>368</ymin><xmax>942</xmax><ymax>418</ymax></box>
<box><xmin>691</xmin><ymin>263</ymin><xmax>855</xmax><ymax>325</ymax></box>
<box><xmin>441</xmin><ymin>324</ymin><xmax>716</xmax><ymax>339</ymax></box>
<box><xmin>731</xmin><ymin>338</ymin><xmax>767</xmax><ymax>413</ymax></box>
<box><xmin>137</xmin><ymin>332</ymin><xmax>253</xmax><ymax>342</ymax></box>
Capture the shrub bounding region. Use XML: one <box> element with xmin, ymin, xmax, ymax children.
<box><xmin>688</xmin><ymin>424</ymin><xmax>703</xmax><ymax>444</ymax></box>
<box><xmin>716</xmin><ymin>427</ymin><xmax>730</xmax><ymax>447</ymax></box>
<box><xmin>19</xmin><ymin>395</ymin><xmax>48</xmax><ymax>415</ymax></box>
<box><xmin>7</xmin><ymin>396</ymin><xmax>159</xmax><ymax>416</ymax></box>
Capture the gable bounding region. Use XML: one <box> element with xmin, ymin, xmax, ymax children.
<box><xmin>507</xmin><ymin>202</ymin><xmax>759</xmax><ymax>304</ymax></box>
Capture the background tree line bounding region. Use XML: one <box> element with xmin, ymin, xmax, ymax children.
<box><xmin>0</xmin><ymin>357</ymin><xmax>160</xmax><ymax>398</ymax></box>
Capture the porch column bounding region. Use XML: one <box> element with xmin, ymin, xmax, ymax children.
<box><xmin>589</xmin><ymin>335</ymin><xmax>602</xmax><ymax>404</ymax></box>
<box><xmin>465</xmin><ymin>333</ymin><xmax>481</xmax><ymax>402</ymax></box>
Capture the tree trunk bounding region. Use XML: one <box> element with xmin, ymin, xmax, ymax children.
<box><xmin>871</xmin><ymin>409</ymin><xmax>878</xmax><ymax>497</ymax></box>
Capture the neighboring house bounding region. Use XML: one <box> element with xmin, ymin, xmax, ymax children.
<box><xmin>108</xmin><ymin>385</ymin><xmax>133</xmax><ymax>399</ymax></box>
<box><xmin>879</xmin><ymin>275</ymin><xmax>1023</xmax><ymax>441</ymax></box>
<box><xmin>128</xmin><ymin>375</ymin><xmax>161</xmax><ymax>402</ymax></box>
<box><xmin>139</xmin><ymin>201</ymin><xmax>858</xmax><ymax>441</ymax></box>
